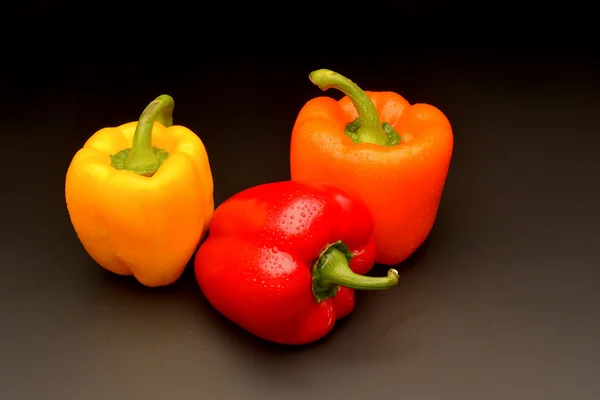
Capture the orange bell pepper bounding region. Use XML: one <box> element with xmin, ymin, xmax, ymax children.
<box><xmin>290</xmin><ymin>69</ymin><xmax>453</xmax><ymax>265</ymax></box>
<box><xmin>65</xmin><ymin>95</ymin><xmax>214</xmax><ymax>287</ymax></box>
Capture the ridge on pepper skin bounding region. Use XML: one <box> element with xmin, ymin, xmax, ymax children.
<box><xmin>290</xmin><ymin>69</ymin><xmax>454</xmax><ymax>266</ymax></box>
<box><xmin>194</xmin><ymin>180</ymin><xmax>399</xmax><ymax>345</ymax></box>
<box><xmin>65</xmin><ymin>95</ymin><xmax>214</xmax><ymax>287</ymax></box>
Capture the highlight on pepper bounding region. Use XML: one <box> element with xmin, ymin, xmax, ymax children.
<box><xmin>65</xmin><ymin>95</ymin><xmax>215</xmax><ymax>288</ymax></box>
<box><xmin>290</xmin><ymin>69</ymin><xmax>454</xmax><ymax>266</ymax></box>
<box><xmin>194</xmin><ymin>180</ymin><xmax>399</xmax><ymax>345</ymax></box>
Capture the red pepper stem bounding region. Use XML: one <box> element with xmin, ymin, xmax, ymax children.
<box><xmin>309</xmin><ymin>69</ymin><xmax>388</xmax><ymax>146</ymax></box>
<box><xmin>312</xmin><ymin>242</ymin><xmax>399</xmax><ymax>302</ymax></box>
<box><xmin>116</xmin><ymin>94</ymin><xmax>174</xmax><ymax>177</ymax></box>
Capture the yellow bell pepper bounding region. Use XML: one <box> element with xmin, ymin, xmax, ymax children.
<box><xmin>65</xmin><ymin>95</ymin><xmax>214</xmax><ymax>287</ymax></box>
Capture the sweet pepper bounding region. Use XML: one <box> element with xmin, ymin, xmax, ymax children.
<box><xmin>194</xmin><ymin>180</ymin><xmax>399</xmax><ymax>345</ymax></box>
<box><xmin>65</xmin><ymin>95</ymin><xmax>214</xmax><ymax>287</ymax></box>
<box><xmin>290</xmin><ymin>69</ymin><xmax>454</xmax><ymax>266</ymax></box>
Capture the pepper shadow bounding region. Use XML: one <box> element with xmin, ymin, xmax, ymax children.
<box><xmin>180</xmin><ymin>244</ymin><xmax>432</xmax><ymax>400</ymax></box>
<box><xmin>85</xmin><ymin>234</ymin><xmax>214</xmax><ymax>314</ymax></box>
<box><xmin>204</xmin><ymin>286</ymin><xmax>427</xmax><ymax>399</ymax></box>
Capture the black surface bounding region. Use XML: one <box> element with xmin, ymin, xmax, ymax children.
<box><xmin>2</xmin><ymin>7</ymin><xmax>600</xmax><ymax>400</ymax></box>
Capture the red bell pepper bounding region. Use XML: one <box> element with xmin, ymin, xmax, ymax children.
<box><xmin>194</xmin><ymin>180</ymin><xmax>399</xmax><ymax>345</ymax></box>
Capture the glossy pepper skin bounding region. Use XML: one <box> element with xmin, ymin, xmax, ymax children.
<box><xmin>290</xmin><ymin>69</ymin><xmax>453</xmax><ymax>266</ymax></box>
<box><xmin>194</xmin><ymin>181</ymin><xmax>399</xmax><ymax>345</ymax></box>
<box><xmin>65</xmin><ymin>95</ymin><xmax>214</xmax><ymax>287</ymax></box>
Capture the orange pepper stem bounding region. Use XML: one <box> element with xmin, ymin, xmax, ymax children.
<box><xmin>109</xmin><ymin>95</ymin><xmax>174</xmax><ymax>177</ymax></box>
<box><xmin>312</xmin><ymin>241</ymin><xmax>399</xmax><ymax>302</ymax></box>
<box><xmin>309</xmin><ymin>69</ymin><xmax>399</xmax><ymax>146</ymax></box>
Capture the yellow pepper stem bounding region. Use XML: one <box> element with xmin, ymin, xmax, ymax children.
<box><xmin>110</xmin><ymin>95</ymin><xmax>174</xmax><ymax>177</ymax></box>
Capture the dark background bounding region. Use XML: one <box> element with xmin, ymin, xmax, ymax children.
<box><xmin>2</xmin><ymin>5</ymin><xmax>599</xmax><ymax>400</ymax></box>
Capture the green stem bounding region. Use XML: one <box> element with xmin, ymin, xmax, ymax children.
<box><xmin>312</xmin><ymin>241</ymin><xmax>399</xmax><ymax>302</ymax></box>
<box><xmin>309</xmin><ymin>69</ymin><xmax>400</xmax><ymax>146</ymax></box>
<box><xmin>109</xmin><ymin>95</ymin><xmax>174</xmax><ymax>177</ymax></box>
